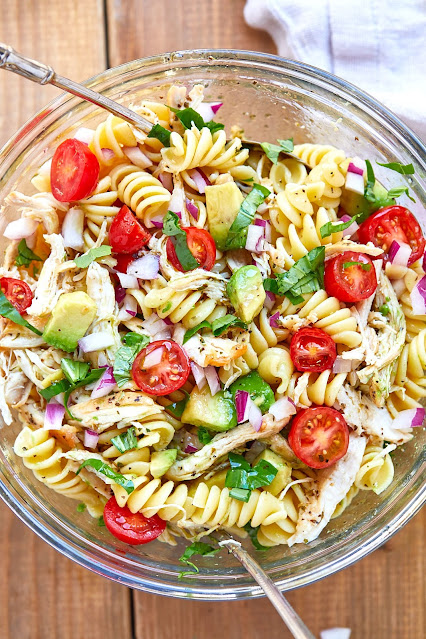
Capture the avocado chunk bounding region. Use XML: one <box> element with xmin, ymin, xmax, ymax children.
<box><xmin>341</xmin><ymin>180</ymin><xmax>395</xmax><ymax>221</ymax></box>
<box><xmin>253</xmin><ymin>449</ymin><xmax>292</xmax><ymax>496</ymax></box>
<box><xmin>43</xmin><ymin>291</ymin><xmax>97</xmax><ymax>352</ymax></box>
<box><xmin>230</xmin><ymin>371</ymin><xmax>274</xmax><ymax>414</ymax></box>
<box><xmin>227</xmin><ymin>265</ymin><xmax>265</xmax><ymax>322</ymax></box>
<box><xmin>150</xmin><ymin>449</ymin><xmax>178</xmax><ymax>478</ymax></box>
<box><xmin>205</xmin><ymin>182</ymin><xmax>244</xmax><ymax>250</ymax></box>
<box><xmin>181</xmin><ymin>386</ymin><xmax>237</xmax><ymax>432</ymax></box>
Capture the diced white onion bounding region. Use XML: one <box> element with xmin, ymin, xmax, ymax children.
<box><xmin>191</xmin><ymin>362</ymin><xmax>206</xmax><ymax>390</ymax></box>
<box><xmin>117</xmin><ymin>294</ymin><xmax>138</xmax><ymax>321</ymax></box>
<box><xmin>62</xmin><ymin>207</ymin><xmax>84</xmax><ymax>251</ymax></box>
<box><xmin>116</xmin><ymin>271</ymin><xmax>139</xmax><ymax>289</ymax></box>
<box><xmin>141</xmin><ymin>313</ymin><xmax>168</xmax><ymax>336</ymax></box>
<box><xmin>169</xmin><ymin>185</ymin><xmax>184</xmax><ymax>213</ymax></box>
<box><xmin>155</xmin><ymin>328</ymin><xmax>172</xmax><ymax>341</ymax></box>
<box><xmin>3</xmin><ymin>217</ymin><xmax>39</xmax><ymax>240</ymax></box>
<box><xmin>74</xmin><ymin>127</ymin><xmax>95</xmax><ymax>145</ymax></box>
<box><xmin>247</xmin><ymin>398</ymin><xmax>263</xmax><ymax>431</ymax></box>
<box><xmin>268</xmin><ymin>397</ymin><xmax>297</xmax><ymax>420</ymax></box>
<box><xmin>143</xmin><ymin>346</ymin><xmax>164</xmax><ymax>369</ymax></box>
<box><xmin>345</xmin><ymin>171</ymin><xmax>365</xmax><ymax>195</ymax></box>
<box><xmin>122</xmin><ymin>146</ymin><xmax>152</xmax><ymax>169</ymax></box>
<box><xmin>101</xmin><ymin>148</ymin><xmax>115</xmax><ymax>161</ymax></box>
<box><xmin>78</xmin><ymin>332</ymin><xmax>116</xmax><ymax>352</ymax></box>
<box><xmin>127</xmin><ymin>254</ymin><xmax>160</xmax><ymax>280</ymax></box>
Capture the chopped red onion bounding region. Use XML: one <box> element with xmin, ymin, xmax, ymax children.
<box><xmin>388</xmin><ymin>240</ymin><xmax>412</xmax><ymax>267</ymax></box>
<box><xmin>210</xmin><ymin>102</ymin><xmax>223</xmax><ymax>114</ymax></box>
<box><xmin>162</xmin><ymin>317</ymin><xmax>173</xmax><ymax>326</ymax></box>
<box><xmin>4</xmin><ymin>217</ymin><xmax>39</xmax><ymax>240</ymax></box>
<box><xmin>101</xmin><ymin>148</ymin><xmax>115</xmax><ymax>161</ymax></box>
<box><xmin>320</xmin><ymin>628</ymin><xmax>351</xmax><ymax>639</ymax></box>
<box><xmin>151</xmin><ymin>217</ymin><xmax>164</xmax><ymax>229</ymax></box>
<box><xmin>264</xmin><ymin>220</ymin><xmax>272</xmax><ymax>242</ymax></box>
<box><xmin>235</xmin><ymin>390</ymin><xmax>249</xmax><ymax>423</ymax></box>
<box><xmin>122</xmin><ymin>146</ymin><xmax>151</xmax><ymax>169</ymax></box>
<box><xmin>191</xmin><ymin>362</ymin><xmax>206</xmax><ymax>390</ymax></box>
<box><xmin>264</xmin><ymin>290</ymin><xmax>275</xmax><ymax>311</ymax></box>
<box><xmin>141</xmin><ymin>313</ymin><xmax>168</xmax><ymax>336</ymax></box>
<box><xmin>78</xmin><ymin>332</ymin><xmax>115</xmax><ymax>352</ymax></box>
<box><xmin>254</xmin><ymin>218</ymin><xmax>267</xmax><ymax>227</ymax></box>
<box><xmin>116</xmin><ymin>271</ymin><xmax>139</xmax><ymax>289</ymax></box>
<box><xmin>115</xmin><ymin>286</ymin><xmax>126</xmax><ymax>304</ymax></box>
<box><xmin>158</xmin><ymin>172</ymin><xmax>173</xmax><ymax>192</ymax></box>
<box><xmin>410</xmin><ymin>275</ymin><xmax>426</xmax><ymax>315</ymax></box>
<box><xmin>247</xmin><ymin>399</ymin><xmax>262</xmax><ymax>431</ymax></box>
<box><xmin>62</xmin><ymin>207</ymin><xmax>84</xmax><ymax>251</ymax></box>
<box><xmin>117</xmin><ymin>294</ymin><xmax>138</xmax><ymax>320</ymax></box>
<box><xmin>188</xmin><ymin>168</ymin><xmax>208</xmax><ymax>194</ymax></box>
<box><xmin>339</xmin><ymin>214</ymin><xmax>359</xmax><ymax>238</ymax></box>
<box><xmin>186</xmin><ymin>198</ymin><xmax>199</xmax><ymax>220</ymax></box>
<box><xmin>44</xmin><ymin>400</ymin><xmax>65</xmax><ymax>430</ymax></box>
<box><xmin>199</xmin><ymin>169</ymin><xmax>211</xmax><ymax>186</ymax></box>
<box><xmin>195</xmin><ymin>102</ymin><xmax>223</xmax><ymax>122</ymax></box>
<box><xmin>332</xmin><ymin>356</ymin><xmax>353</xmax><ymax>374</ymax></box>
<box><xmin>127</xmin><ymin>254</ymin><xmax>160</xmax><ymax>280</ymax></box>
<box><xmin>268</xmin><ymin>397</ymin><xmax>297</xmax><ymax>420</ymax></box>
<box><xmin>169</xmin><ymin>185</ymin><xmax>184</xmax><ymax>213</ymax></box>
<box><xmin>345</xmin><ymin>171</ymin><xmax>364</xmax><ymax>195</ymax></box>
<box><xmin>91</xmin><ymin>366</ymin><xmax>116</xmax><ymax>399</ymax></box>
<box><xmin>269</xmin><ymin>311</ymin><xmax>280</xmax><ymax>328</ymax></box>
<box><xmin>84</xmin><ymin>429</ymin><xmax>99</xmax><ymax>449</ymax></box>
<box><xmin>245</xmin><ymin>225</ymin><xmax>264</xmax><ymax>253</ymax></box>
<box><xmin>184</xmin><ymin>443</ymin><xmax>199</xmax><ymax>453</ymax></box>
<box><xmin>392</xmin><ymin>407</ymin><xmax>425</xmax><ymax>431</ymax></box>
<box><xmin>183</xmin><ymin>430</ymin><xmax>202</xmax><ymax>453</ymax></box>
<box><xmin>143</xmin><ymin>346</ymin><xmax>164</xmax><ymax>369</ymax></box>
<box><xmin>173</xmin><ymin>325</ymin><xmax>186</xmax><ymax>345</ymax></box>
<box><xmin>74</xmin><ymin>127</ymin><xmax>95</xmax><ymax>145</ymax></box>
<box><xmin>347</xmin><ymin>162</ymin><xmax>364</xmax><ymax>176</ymax></box>
<box><xmin>205</xmin><ymin>366</ymin><xmax>221</xmax><ymax>396</ymax></box>
<box><xmin>155</xmin><ymin>328</ymin><xmax>172</xmax><ymax>341</ymax></box>
<box><xmin>423</xmin><ymin>249</ymin><xmax>426</xmax><ymax>272</ymax></box>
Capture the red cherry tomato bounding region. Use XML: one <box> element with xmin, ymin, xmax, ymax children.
<box><xmin>109</xmin><ymin>205</ymin><xmax>151</xmax><ymax>254</ymax></box>
<box><xmin>324</xmin><ymin>251</ymin><xmax>377</xmax><ymax>303</ymax></box>
<box><xmin>358</xmin><ymin>205</ymin><xmax>425</xmax><ymax>266</ymax></box>
<box><xmin>288</xmin><ymin>406</ymin><xmax>349</xmax><ymax>469</ymax></box>
<box><xmin>50</xmin><ymin>138</ymin><xmax>99</xmax><ymax>202</ymax></box>
<box><xmin>114</xmin><ymin>253</ymin><xmax>135</xmax><ymax>273</ymax></box>
<box><xmin>132</xmin><ymin>339</ymin><xmax>190</xmax><ymax>396</ymax></box>
<box><xmin>166</xmin><ymin>227</ymin><xmax>216</xmax><ymax>272</ymax></box>
<box><xmin>290</xmin><ymin>327</ymin><xmax>336</xmax><ymax>372</ymax></box>
<box><xmin>0</xmin><ymin>277</ymin><xmax>33</xmax><ymax>313</ymax></box>
<box><xmin>103</xmin><ymin>497</ymin><xmax>165</xmax><ymax>545</ymax></box>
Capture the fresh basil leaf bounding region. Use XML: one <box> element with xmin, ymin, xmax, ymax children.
<box><xmin>163</xmin><ymin>211</ymin><xmax>199</xmax><ymax>271</ymax></box>
<box><xmin>76</xmin><ymin>503</ymin><xmax>86</xmax><ymax>513</ymax></box>
<box><xmin>169</xmin><ymin>107</ymin><xmax>224</xmax><ymax>134</ymax></box>
<box><xmin>39</xmin><ymin>378</ymin><xmax>71</xmax><ymax>400</ymax></box>
<box><xmin>278</xmin><ymin>138</ymin><xmax>294</xmax><ymax>152</ymax></box>
<box><xmin>197</xmin><ymin>426</ymin><xmax>213</xmax><ymax>445</ymax></box>
<box><xmin>0</xmin><ymin>291</ymin><xmax>42</xmax><ymax>336</ymax></box>
<box><xmin>178</xmin><ymin>541</ymin><xmax>219</xmax><ymax>577</ymax></box>
<box><xmin>166</xmin><ymin>392</ymin><xmax>189</xmax><ymax>419</ymax></box>
<box><xmin>260</xmin><ymin>138</ymin><xmax>294</xmax><ymax>164</ymax></box>
<box><xmin>376</xmin><ymin>161</ymin><xmax>415</xmax><ymax>175</ymax></box>
<box><xmin>243</xmin><ymin>523</ymin><xmax>268</xmax><ymax>551</ymax></box>
<box><xmin>113</xmin><ymin>334</ymin><xmax>149</xmax><ymax>388</ymax></box>
<box><xmin>147</xmin><ymin>124</ymin><xmax>171</xmax><ymax>147</ymax></box>
<box><xmin>320</xmin><ymin>214</ymin><xmax>360</xmax><ymax>239</ymax></box>
<box><xmin>364</xmin><ymin>159</ymin><xmax>376</xmax><ymax>203</ymax></box>
<box><xmin>387</xmin><ymin>186</ymin><xmax>416</xmax><ymax>203</ymax></box>
<box><xmin>225</xmin><ymin>468</ymin><xmax>251</xmax><ymax>490</ymax></box>
<box><xmin>211</xmin><ymin>314</ymin><xmax>248</xmax><ymax>336</ymax></box>
<box><xmin>98</xmin><ymin>515</ymin><xmax>106</xmax><ymax>527</ymax></box>
<box><xmin>183</xmin><ymin>320</ymin><xmax>212</xmax><ymax>344</ymax></box>
<box><xmin>229</xmin><ymin>488</ymin><xmax>251</xmax><ymax>502</ymax></box>
<box><xmin>74</xmin><ymin>245</ymin><xmax>112</xmax><ymax>269</ymax></box>
<box><xmin>62</xmin><ymin>367</ymin><xmax>104</xmax><ymax>419</ymax></box>
<box><xmin>263</xmin><ymin>246</ymin><xmax>325</xmax><ymax>304</ymax></box>
<box><xmin>228</xmin><ymin>452</ymin><xmax>250</xmax><ymax>471</ymax></box>
<box><xmin>123</xmin><ymin>332</ymin><xmax>149</xmax><ymax>349</ymax></box>
<box><xmin>111</xmin><ymin>426</ymin><xmax>138</xmax><ymax>453</ymax></box>
<box><xmin>248</xmin><ymin>459</ymin><xmax>278</xmax><ymax>489</ymax></box>
<box><xmin>15</xmin><ymin>239</ymin><xmax>43</xmax><ymax>268</ymax></box>
<box><xmin>61</xmin><ymin>358</ymin><xmax>90</xmax><ymax>384</ymax></box>
<box><xmin>225</xmin><ymin>183</ymin><xmax>270</xmax><ymax>250</ymax></box>
<box><xmin>343</xmin><ymin>261</ymin><xmax>371</xmax><ymax>271</ymax></box>
<box><xmin>205</xmin><ymin>121</ymin><xmax>225</xmax><ymax>134</ymax></box>
<box><xmin>76</xmin><ymin>459</ymin><xmax>135</xmax><ymax>494</ymax></box>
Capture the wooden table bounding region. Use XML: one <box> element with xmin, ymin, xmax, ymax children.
<box><xmin>0</xmin><ymin>2</ymin><xmax>424</xmax><ymax>637</ymax></box>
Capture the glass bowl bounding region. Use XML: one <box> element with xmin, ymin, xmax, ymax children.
<box><xmin>0</xmin><ymin>50</ymin><xmax>425</xmax><ymax>600</ymax></box>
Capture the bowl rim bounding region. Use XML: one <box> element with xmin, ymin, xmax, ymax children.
<box><xmin>0</xmin><ymin>49</ymin><xmax>425</xmax><ymax>599</ymax></box>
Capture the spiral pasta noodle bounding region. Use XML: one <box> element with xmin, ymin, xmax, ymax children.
<box><xmin>354</xmin><ymin>441</ymin><xmax>395</xmax><ymax>494</ymax></box>
<box><xmin>89</xmin><ymin>114</ymin><xmax>138</xmax><ymax>167</ymax></box>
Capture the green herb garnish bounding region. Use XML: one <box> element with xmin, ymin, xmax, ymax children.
<box><xmin>76</xmin><ymin>459</ymin><xmax>135</xmax><ymax>494</ymax></box>
<box><xmin>61</xmin><ymin>358</ymin><xmax>90</xmax><ymax>385</ymax></box>
<box><xmin>243</xmin><ymin>523</ymin><xmax>268</xmax><ymax>551</ymax></box>
<box><xmin>342</xmin><ymin>261</ymin><xmax>371</xmax><ymax>271</ymax></box>
<box><xmin>320</xmin><ymin>214</ymin><xmax>360</xmax><ymax>239</ymax></box>
<box><xmin>178</xmin><ymin>541</ymin><xmax>219</xmax><ymax>578</ymax></box>
<box><xmin>40</xmin><ymin>366</ymin><xmax>104</xmax><ymax>418</ymax></box>
<box><xmin>376</xmin><ymin>161</ymin><xmax>415</xmax><ymax>175</ymax></box>
<box><xmin>163</xmin><ymin>211</ymin><xmax>199</xmax><ymax>271</ymax></box>
<box><xmin>197</xmin><ymin>426</ymin><xmax>213</xmax><ymax>445</ymax></box>
<box><xmin>260</xmin><ymin>138</ymin><xmax>294</xmax><ymax>165</ymax></box>
<box><xmin>165</xmin><ymin>392</ymin><xmax>189</xmax><ymax>419</ymax></box>
<box><xmin>76</xmin><ymin>503</ymin><xmax>87</xmax><ymax>513</ymax></box>
<box><xmin>113</xmin><ymin>333</ymin><xmax>150</xmax><ymax>387</ymax></box>
<box><xmin>98</xmin><ymin>515</ymin><xmax>106</xmax><ymax>527</ymax></box>
<box><xmin>379</xmin><ymin>303</ymin><xmax>390</xmax><ymax>316</ymax></box>
<box><xmin>387</xmin><ymin>186</ymin><xmax>415</xmax><ymax>203</ymax></box>
<box><xmin>168</xmin><ymin>107</ymin><xmax>225</xmax><ymax>135</ymax></box>
<box><xmin>225</xmin><ymin>452</ymin><xmax>277</xmax><ymax>502</ymax></box>
<box><xmin>183</xmin><ymin>314</ymin><xmax>248</xmax><ymax>344</ymax></box>
<box><xmin>224</xmin><ymin>183</ymin><xmax>270</xmax><ymax>250</ymax></box>
<box><xmin>111</xmin><ymin>427</ymin><xmax>138</xmax><ymax>453</ymax></box>
<box><xmin>15</xmin><ymin>239</ymin><xmax>43</xmax><ymax>268</ymax></box>
<box><xmin>364</xmin><ymin>159</ymin><xmax>376</xmax><ymax>203</ymax></box>
<box><xmin>147</xmin><ymin>124</ymin><xmax>171</xmax><ymax>147</ymax></box>
<box><xmin>74</xmin><ymin>245</ymin><xmax>112</xmax><ymax>269</ymax></box>
<box><xmin>263</xmin><ymin>246</ymin><xmax>325</xmax><ymax>305</ymax></box>
<box><xmin>0</xmin><ymin>290</ymin><xmax>42</xmax><ymax>336</ymax></box>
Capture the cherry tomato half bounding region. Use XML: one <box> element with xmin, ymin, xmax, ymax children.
<box><xmin>166</xmin><ymin>227</ymin><xmax>216</xmax><ymax>272</ymax></box>
<box><xmin>0</xmin><ymin>277</ymin><xmax>33</xmax><ymax>313</ymax></box>
<box><xmin>114</xmin><ymin>253</ymin><xmax>135</xmax><ymax>273</ymax></box>
<box><xmin>290</xmin><ymin>327</ymin><xmax>336</xmax><ymax>372</ymax></box>
<box><xmin>50</xmin><ymin>138</ymin><xmax>99</xmax><ymax>202</ymax></box>
<box><xmin>324</xmin><ymin>251</ymin><xmax>377</xmax><ymax>303</ymax></box>
<box><xmin>109</xmin><ymin>205</ymin><xmax>151</xmax><ymax>254</ymax></box>
<box><xmin>103</xmin><ymin>497</ymin><xmax>165</xmax><ymax>545</ymax></box>
<box><xmin>288</xmin><ymin>406</ymin><xmax>349</xmax><ymax>469</ymax></box>
<box><xmin>358</xmin><ymin>205</ymin><xmax>425</xmax><ymax>266</ymax></box>
<box><xmin>132</xmin><ymin>339</ymin><xmax>190</xmax><ymax>396</ymax></box>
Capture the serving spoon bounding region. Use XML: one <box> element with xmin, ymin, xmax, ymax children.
<box><xmin>0</xmin><ymin>43</ymin><xmax>309</xmax><ymax>168</ymax></box>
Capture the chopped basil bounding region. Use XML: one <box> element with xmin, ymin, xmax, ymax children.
<box><xmin>263</xmin><ymin>246</ymin><xmax>325</xmax><ymax>305</ymax></box>
<box><xmin>76</xmin><ymin>503</ymin><xmax>86</xmax><ymax>513</ymax></box>
<box><xmin>163</xmin><ymin>211</ymin><xmax>199</xmax><ymax>271</ymax></box>
<box><xmin>0</xmin><ymin>291</ymin><xmax>42</xmax><ymax>336</ymax></box>
<box><xmin>74</xmin><ymin>245</ymin><xmax>112</xmax><ymax>269</ymax></box>
<box><xmin>39</xmin><ymin>378</ymin><xmax>70</xmax><ymax>400</ymax></box>
<box><xmin>320</xmin><ymin>214</ymin><xmax>360</xmax><ymax>239</ymax></box>
<box><xmin>376</xmin><ymin>161</ymin><xmax>415</xmax><ymax>175</ymax></box>
<box><xmin>147</xmin><ymin>124</ymin><xmax>171</xmax><ymax>147</ymax></box>
<box><xmin>168</xmin><ymin>106</ymin><xmax>224</xmax><ymax>134</ymax></box>
<box><xmin>225</xmin><ymin>452</ymin><xmax>277</xmax><ymax>502</ymax></box>
<box><xmin>113</xmin><ymin>333</ymin><xmax>149</xmax><ymax>388</ymax></box>
<box><xmin>76</xmin><ymin>459</ymin><xmax>135</xmax><ymax>494</ymax></box>
<box><xmin>225</xmin><ymin>183</ymin><xmax>271</xmax><ymax>250</ymax></box>
<box><xmin>61</xmin><ymin>358</ymin><xmax>90</xmax><ymax>384</ymax></box>
<box><xmin>178</xmin><ymin>541</ymin><xmax>219</xmax><ymax>578</ymax></box>
<box><xmin>15</xmin><ymin>239</ymin><xmax>43</xmax><ymax>268</ymax></box>
<box><xmin>364</xmin><ymin>160</ymin><xmax>376</xmax><ymax>203</ymax></box>
<box><xmin>183</xmin><ymin>314</ymin><xmax>247</xmax><ymax>344</ymax></box>
<box><xmin>111</xmin><ymin>426</ymin><xmax>138</xmax><ymax>453</ymax></box>
<box><xmin>98</xmin><ymin>515</ymin><xmax>106</xmax><ymax>527</ymax></box>
<box><xmin>166</xmin><ymin>392</ymin><xmax>189</xmax><ymax>419</ymax></box>
<box><xmin>342</xmin><ymin>261</ymin><xmax>371</xmax><ymax>272</ymax></box>
<box><xmin>387</xmin><ymin>186</ymin><xmax>415</xmax><ymax>203</ymax></box>
<box><xmin>379</xmin><ymin>303</ymin><xmax>390</xmax><ymax>316</ymax></box>
<box><xmin>260</xmin><ymin>138</ymin><xmax>294</xmax><ymax>165</ymax></box>
<box><xmin>197</xmin><ymin>426</ymin><xmax>213</xmax><ymax>445</ymax></box>
<box><xmin>40</xmin><ymin>366</ymin><xmax>104</xmax><ymax>417</ymax></box>
<box><xmin>243</xmin><ymin>523</ymin><xmax>268</xmax><ymax>551</ymax></box>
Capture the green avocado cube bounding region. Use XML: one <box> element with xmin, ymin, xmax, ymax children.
<box><xmin>205</xmin><ymin>182</ymin><xmax>244</xmax><ymax>250</ymax></box>
<box><xmin>227</xmin><ymin>265</ymin><xmax>265</xmax><ymax>323</ymax></box>
<box><xmin>42</xmin><ymin>291</ymin><xmax>97</xmax><ymax>352</ymax></box>
<box><xmin>181</xmin><ymin>386</ymin><xmax>237</xmax><ymax>432</ymax></box>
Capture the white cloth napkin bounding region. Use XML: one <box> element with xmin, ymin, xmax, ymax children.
<box><xmin>244</xmin><ymin>0</ymin><xmax>426</xmax><ymax>140</ymax></box>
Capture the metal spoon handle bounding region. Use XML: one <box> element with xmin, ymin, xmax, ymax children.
<box><xmin>219</xmin><ymin>540</ymin><xmax>315</xmax><ymax>639</ymax></box>
<box><xmin>0</xmin><ymin>43</ymin><xmax>153</xmax><ymax>133</ymax></box>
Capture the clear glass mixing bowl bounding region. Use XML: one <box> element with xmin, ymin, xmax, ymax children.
<box><xmin>0</xmin><ymin>50</ymin><xmax>425</xmax><ymax>599</ymax></box>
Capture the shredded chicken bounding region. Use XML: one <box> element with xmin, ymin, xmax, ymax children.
<box><xmin>288</xmin><ymin>432</ymin><xmax>366</xmax><ymax>546</ymax></box>
<box><xmin>183</xmin><ymin>332</ymin><xmax>248</xmax><ymax>367</ymax></box>
<box><xmin>325</xmin><ymin>239</ymin><xmax>383</xmax><ymax>258</ymax></box>
<box><xmin>166</xmin><ymin>269</ymin><xmax>229</xmax><ymax>301</ymax></box>
<box><xmin>4</xmin><ymin>191</ymin><xmax>67</xmax><ymax>234</ymax></box>
<box><xmin>261</xmin><ymin>433</ymin><xmax>302</xmax><ymax>466</ymax></box>
<box><xmin>85</xmin><ymin>262</ymin><xmax>121</xmax><ymax>365</ymax></box>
